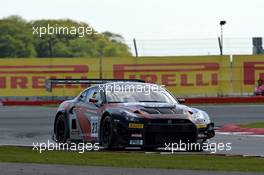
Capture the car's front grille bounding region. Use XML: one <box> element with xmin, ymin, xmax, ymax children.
<box><xmin>144</xmin><ymin>121</ymin><xmax>197</xmax><ymax>146</ymax></box>
<box><xmin>145</xmin><ymin>132</ymin><xmax>196</xmax><ymax>146</ymax></box>
<box><xmin>146</xmin><ymin>133</ymin><xmax>179</xmax><ymax>145</ymax></box>
<box><xmin>145</xmin><ymin>123</ymin><xmax>196</xmax><ymax>133</ymax></box>
<box><xmin>146</xmin><ymin>118</ymin><xmax>191</xmax><ymax>124</ymax></box>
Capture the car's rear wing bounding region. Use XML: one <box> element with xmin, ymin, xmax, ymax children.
<box><xmin>45</xmin><ymin>78</ymin><xmax>145</xmax><ymax>92</ymax></box>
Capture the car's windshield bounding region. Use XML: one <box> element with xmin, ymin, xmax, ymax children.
<box><xmin>105</xmin><ymin>84</ymin><xmax>177</xmax><ymax>103</ymax></box>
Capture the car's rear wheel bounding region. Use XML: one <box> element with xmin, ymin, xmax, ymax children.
<box><xmin>101</xmin><ymin>116</ymin><xmax>114</xmax><ymax>149</ymax></box>
<box><xmin>55</xmin><ymin>114</ymin><xmax>68</xmax><ymax>143</ymax></box>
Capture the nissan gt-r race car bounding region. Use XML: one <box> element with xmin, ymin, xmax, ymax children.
<box><xmin>48</xmin><ymin>79</ymin><xmax>215</xmax><ymax>151</ymax></box>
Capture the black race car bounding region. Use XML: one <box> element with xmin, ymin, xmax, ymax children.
<box><xmin>49</xmin><ymin>79</ymin><xmax>215</xmax><ymax>150</ymax></box>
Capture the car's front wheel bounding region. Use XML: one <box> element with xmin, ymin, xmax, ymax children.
<box><xmin>54</xmin><ymin>114</ymin><xmax>68</xmax><ymax>143</ymax></box>
<box><xmin>101</xmin><ymin>116</ymin><xmax>114</xmax><ymax>149</ymax></box>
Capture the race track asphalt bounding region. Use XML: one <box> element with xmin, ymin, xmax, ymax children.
<box><xmin>0</xmin><ymin>105</ymin><xmax>263</xmax><ymax>175</ymax></box>
<box><xmin>192</xmin><ymin>104</ymin><xmax>264</xmax><ymax>126</ymax></box>
<box><xmin>0</xmin><ymin>105</ymin><xmax>264</xmax><ymax>156</ymax></box>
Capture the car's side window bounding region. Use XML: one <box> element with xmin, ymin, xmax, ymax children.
<box><xmin>85</xmin><ymin>87</ymin><xmax>103</xmax><ymax>104</ymax></box>
<box><xmin>78</xmin><ymin>90</ymin><xmax>88</xmax><ymax>102</ymax></box>
<box><xmin>94</xmin><ymin>89</ymin><xmax>103</xmax><ymax>104</ymax></box>
<box><xmin>85</xmin><ymin>88</ymin><xmax>96</xmax><ymax>103</ymax></box>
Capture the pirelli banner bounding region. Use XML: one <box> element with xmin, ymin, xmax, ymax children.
<box><xmin>232</xmin><ymin>55</ymin><xmax>264</xmax><ymax>93</ymax></box>
<box><xmin>0</xmin><ymin>58</ymin><xmax>99</xmax><ymax>96</ymax></box>
<box><xmin>103</xmin><ymin>56</ymin><xmax>231</xmax><ymax>96</ymax></box>
<box><xmin>0</xmin><ymin>56</ymin><xmax>231</xmax><ymax>96</ymax></box>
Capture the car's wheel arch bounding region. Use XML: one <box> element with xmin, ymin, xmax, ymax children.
<box><xmin>54</xmin><ymin>111</ymin><xmax>66</xmax><ymax>131</ymax></box>
<box><xmin>99</xmin><ymin>111</ymin><xmax>114</xmax><ymax>148</ymax></box>
<box><xmin>99</xmin><ymin>109</ymin><xmax>121</xmax><ymax>129</ymax></box>
<box><xmin>100</xmin><ymin>111</ymin><xmax>111</xmax><ymax>133</ymax></box>
<box><xmin>54</xmin><ymin>111</ymin><xmax>70</xmax><ymax>140</ymax></box>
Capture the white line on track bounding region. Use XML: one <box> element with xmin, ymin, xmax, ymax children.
<box><xmin>192</xmin><ymin>104</ymin><xmax>264</xmax><ymax>108</ymax></box>
<box><xmin>216</xmin><ymin>131</ymin><xmax>264</xmax><ymax>137</ymax></box>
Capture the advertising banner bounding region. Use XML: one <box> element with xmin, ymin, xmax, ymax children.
<box><xmin>232</xmin><ymin>55</ymin><xmax>264</xmax><ymax>94</ymax></box>
<box><xmin>103</xmin><ymin>56</ymin><xmax>231</xmax><ymax>96</ymax></box>
<box><xmin>0</xmin><ymin>58</ymin><xmax>99</xmax><ymax>96</ymax></box>
<box><xmin>0</xmin><ymin>56</ymin><xmax>233</xmax><ymax>96</ymax></box>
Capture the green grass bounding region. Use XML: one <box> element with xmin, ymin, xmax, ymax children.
<box><xmin>240</xmin><ymin>122</ymin><xmax>264</xmax><ymax>128</ymax></box>
<box><xmin>0</xmin><ymin>146</ymin><xmax>264</xmax><ymax>172</ymax></box>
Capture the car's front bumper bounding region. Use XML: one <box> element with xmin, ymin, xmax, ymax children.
<box><xmin>112</xmin><ymin>118</ymin><xmax>215</xmax><ymax>147</ymax></box>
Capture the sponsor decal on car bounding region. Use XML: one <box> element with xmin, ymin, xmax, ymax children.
<box><xmin>129</xmin><ymin>139</ymin><xmax>143</xmax><ymax>145</ymax></box>
<box><xmin>196</xmin><ymin>124</ymin><xmax>207</xmax><ymax>129</ymax></box>
<box><xmin>129</xmin><ymin>123</ymin><xmax>144</xmax><ymax>129</ymax></box>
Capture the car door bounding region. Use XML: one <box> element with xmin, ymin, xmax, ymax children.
<box><xmin>75</xmin><ymin>87</ymin><xmax>102</xmax><ymax>142</ymax></box>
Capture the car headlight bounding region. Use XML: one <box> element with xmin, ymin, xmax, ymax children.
<box><xmin>190</xmin><ymin>110</ymin><xmax>211</xmax><ymax>124</ymax></box>
<box><xmin>122</xmin><ymin>111</ymin><xmax>140</xmax><ymax>122</ymax></box>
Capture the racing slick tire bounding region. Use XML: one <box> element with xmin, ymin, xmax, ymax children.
<box><xmin>54</xmin><ymin>114</ymin><xmax>69</xmax><ymax>143</ymax></box>
<box><xmin>101</xmin><ymin>116</ymin><xmax>114</xmax><ymax>150</ymax></box>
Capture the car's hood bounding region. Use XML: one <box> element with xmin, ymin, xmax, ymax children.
<box><xmin>121</xmin><ymin>102</ymin><xmax>176</xmax><ymax>108</ymax></box>
<box><xmin>109</xmin><ymin>102</ymin><xmax>203</xmax><ymax>115</ymax></box>
<box><xmin>175</xmin><ymin>103</ymin><xmax>205</xmax><ymax>114</ymax></box>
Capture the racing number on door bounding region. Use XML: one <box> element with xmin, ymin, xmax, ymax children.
<box><xmin>90</xmin><ymin>117</ymin><xmax>98</xmax><ymax>137</ymax></box>
<box><xmin>92</xmin><ymin>122</ymin><xmax>97</xmax><ymax>134</ymax></box>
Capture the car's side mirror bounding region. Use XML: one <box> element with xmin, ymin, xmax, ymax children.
<box><xmin>89</xmin><ymin>98</ymin><xmax>103</xmax><ymax>107</ymax></box>
<box><xmin>178</xmin><ymin>98</ymin><xmax>185</xmax><ymax>104</ymax></box>
<box><xmin>89</xmin><ymin>98</ymin><xmax>98</xmax><ymax>103</ymax></box>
